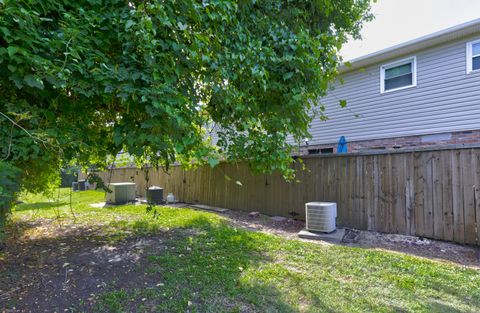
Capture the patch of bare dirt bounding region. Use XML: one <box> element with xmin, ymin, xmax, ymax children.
<box><xmin>0</xmin><ymin>220</ymin><xmax>167</xmax><ymax>312</ymax></box>
<box><xmin>351</xmin><ymin>231</ymin><xmax>480</xmax><ymax>268</ymax></box>
<box><xmin>200</xmin><ymin>206</ymin><xmax>480</xmax><ymax>268</ymax></box>
<box><xmin>223</xmin><ymin>210</ymin><xmax>306</xmax><ymax>240</ymax></box>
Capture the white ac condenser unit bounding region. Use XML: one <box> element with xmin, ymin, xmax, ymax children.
<box><xmin>305</xmin><ymin>202</ymin><xmax>337</xmax><ymax>233</ymax></box>
<box><xmin>106</xmin><ymin>182</ymin><xmax>136</xmax><ymax>204</ymax></box>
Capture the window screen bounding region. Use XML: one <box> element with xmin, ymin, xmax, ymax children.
<box><xmin>472</xmin><ymin>42</ymin><xmax>480</xmax><ymax>71</ymax></box>
<box><xmin>384</xmin><ymin>62</ymin><xmax>413</xmax><ymax>91</ymax></box>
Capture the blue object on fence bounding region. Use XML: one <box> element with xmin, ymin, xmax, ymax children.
<box><xmin>337</xmin><ymin>136</ymin><xmax>347</xmax><ymax>153</ymax></box>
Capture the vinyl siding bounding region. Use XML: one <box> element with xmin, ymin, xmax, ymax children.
<box><xmin>306</xmin><ymin>34</ymin><xmax>480</xmax><ymax>145</ymax></box>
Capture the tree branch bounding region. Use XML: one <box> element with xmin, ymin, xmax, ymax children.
<box><xmin>0</xmin><ymin>111</ymin><xmax>60</xmax><ymax>152</ymax></box>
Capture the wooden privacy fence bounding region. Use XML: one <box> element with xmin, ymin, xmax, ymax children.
<box><xmin>82</xmin><ymin>147</ymin><xmax>480</xmax><ymax>245</ymax></box>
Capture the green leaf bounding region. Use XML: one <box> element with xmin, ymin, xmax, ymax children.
<box><xmin>0</xmin><ymin>27</ymin><xmax>10</xmax><ymax>37</ymax></box>
<box><xmin>24</xmin><ymin>75</ymin><xmax>44</xmax><ymax>89</ymax></box>
<box><xmin>178</xmin><ymin>22</ymin><xmax>187</xmax><ymax>31</ymax></box>
<box><xmin>125</xmin><ymin>20</ymin><xmax>135</xmax><ymax>30</ymax></box>
<box><xmin>283</xmin><ymin>72</ymin><xmax>294</xmax><ymax>80</ymax></box>
<box><xmin>339</xmin><ymin>99</ymin><xmax>347</xmax><ymax>108</ymax></box>
<box><xmin>7</xmin><ymin>46</ymin><xmax>18</xmax><ymax>58</ymax></box>
<box><xmin>208</xmin><ymin>158</ymin><xmax>219</xmax><ymax>168</ymax></box>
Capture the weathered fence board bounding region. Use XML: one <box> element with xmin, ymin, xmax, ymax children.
<box><xmin>451</xmin><ymin>150</ymin><xmax>465</xmax><ymax>243</ymax></box>
<box><xmin>441</xmin><ymin>151</ymin><xmax>454</xmax><ymax>242</ymax></box>
<box><xmin>82</xmin><ymin>147</ymin><xmax>480</xmax><ymax>245</ymax></box>
<box><xmin>475</xmin><ymin>151</ymin><xmax>480</xmax><ymax>244</ymax></box>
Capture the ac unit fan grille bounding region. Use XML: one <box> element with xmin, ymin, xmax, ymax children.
<box><xmin>305</xmin><ymin>202</ymin><xmax>337</xmax><ymax>233</ymax></box>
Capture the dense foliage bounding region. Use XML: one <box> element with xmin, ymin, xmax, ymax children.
<box><xmin>0</xmin><ymin>1</ymin><xmax>372</xmax><ymax>210</ymax></box>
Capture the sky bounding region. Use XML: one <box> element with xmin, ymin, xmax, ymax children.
<box><xmin>341</xmin><ymin>0</ymin><xmax>480</xmax><ymax>61</ymax></box>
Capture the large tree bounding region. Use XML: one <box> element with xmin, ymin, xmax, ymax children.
<box><xmin>0</xmin><ymin>0</ymin><xmax>372</xmax><ymax>212</ymax></box>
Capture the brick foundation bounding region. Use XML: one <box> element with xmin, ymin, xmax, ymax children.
<box><xmin>300</xmin><ymin>129</ymin><xmax>480</xmax><ymax>155</ymax></box>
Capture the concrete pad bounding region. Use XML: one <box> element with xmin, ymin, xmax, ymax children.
<box><xmin>168</xmin><ymin>202</ymin><xmax>189</xmax><ymax>208</ymax></box>
<box><xmin>190</xmin><ymin>204</ymin><xmax>230</xmax><ymax>213</ymax></box>
<box><xmin>90</xmin><ymin>202</ymin><xmax>107</xmax><ymax>208</ymax></box>
<box><xmin>90</xmin><ymin>200</ymin><xmax>142</xmax><ymax>208</ymax></box>
<box><xmin>298</xmin><ymin>228</ymin><xmax>346</xmax><ymax>243</ymax></box>
<box><xmin>138</xmin><ymin>200</ymin><xmax>188</xmax><ymax>208</ymax></box>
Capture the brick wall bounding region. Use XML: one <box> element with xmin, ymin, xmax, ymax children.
<box><xmin>300</xmin><ymin>129</ymin><xmax>480</xmax><ymax>155</ymax></box>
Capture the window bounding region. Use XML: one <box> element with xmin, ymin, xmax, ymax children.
<box><xmin>467</xmin><ymin>39</ymin><xmax>480</xmax><ymax>73</ymax></box>
<box><xmin>380</xmin><ymin>57</ymin><xmax>417</xmax><ymax>93</ymax></box>
<box><xmin>308</xmin><ymin>148</ymin><xmax>334</xmax><ymax>155</ymax></box>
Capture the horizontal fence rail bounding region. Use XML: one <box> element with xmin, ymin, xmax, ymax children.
<box><xmin>81</xmin><ymin>147</ymin><xmax>480</xmax><ymax>245</ymax></box>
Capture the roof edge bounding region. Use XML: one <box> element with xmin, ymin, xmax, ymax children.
<box><xmin>340</xmin><ymin>17</ymin><xmax>480</xmax><ymax>73</ymax></box>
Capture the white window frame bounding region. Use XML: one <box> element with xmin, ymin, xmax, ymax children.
<box><xmin>466</xmin><ymin>39</ymin><xmax>480</xmax><ymax>74</ymax></box>
<box><xmin>380</xmin><ymin>56</ymin><xmax>417</xmax><ymax>94</ymax></box>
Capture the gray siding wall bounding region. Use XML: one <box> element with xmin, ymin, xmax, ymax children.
<box><xmin>307</xmin><ymin>34</ymin><xmax>480</xmax><ymax>145</ymax></box>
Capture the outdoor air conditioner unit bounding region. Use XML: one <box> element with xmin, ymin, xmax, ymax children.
<box><xmin>305</xmin><ymin>202</ymin><xmax>337</xmax><ymax>233</ymax></box>
<box><xmin>106</xmin><ymin>182</ymin><xmax>136</xmax><ymax>204</ymax></box>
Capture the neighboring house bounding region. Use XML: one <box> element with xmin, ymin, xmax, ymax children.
<box><xmin>300</xmin><ymin>18</ymin><xmax>480</xmax><ymax>155</ymax></box>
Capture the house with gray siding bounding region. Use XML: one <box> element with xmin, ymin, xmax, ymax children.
<box><xmin>301</xmin><ymin>18</ymin><xmax>480</xmax><ymax>155</ymax></box>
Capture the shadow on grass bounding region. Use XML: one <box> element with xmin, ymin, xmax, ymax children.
<box><xmin>4</xmin><ymin>209</ymin><xmax>479</xmax><ymax>313</ymax></box>
<box><xmin>389</xmin><ymin>300</ymin><xmax>470</xmax><ymax>313</ymax></box>
<box><xmin>137</xmin><ymin>215</ymin><xmax>349</xmax><ymax>313</ymax></box>
<box><xmin>427</xmin><ymin>300</ymin><xmax>471</xmax><ymax>313</ymax></box>
<box><xmin>96</xmin><ymin>216</ymin><xmax>302</xmax><ymax>311</ymax></box>
<box><xmin>14</xmin><ymin>201</ymin><xmax>68</xmax><ymax>212</ymax></box>
<box><xmin>2</xmin><ymin>215</ymin><xmax>309</xmax><ymax>312</ymax></box>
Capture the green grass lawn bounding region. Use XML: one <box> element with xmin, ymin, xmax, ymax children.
<box><xmin>4</xmin><ymin>188</ymin><xmax>480</xmax><ymax>312</ymax></box>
